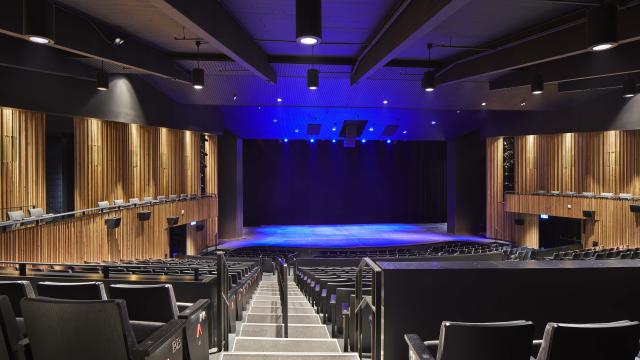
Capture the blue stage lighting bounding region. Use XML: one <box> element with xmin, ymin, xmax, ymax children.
<box><xmin>310</xmin><ymin>138</ymin><xmax>315</xmax><ymax>143</ymax></box>
<box><xmin>361</xmin><ymin>139</ymin><xmax>367</xmax><ymax>143</ymax></box>
<box><xmin>387</xmin><ymin>139</ymin><xmax>392</xmax><ymax>144</ymax></box>
<box><xmin>284</xmin><ymin>138</ymin><xmax>289</xmax><ymax>143</ymax></box>
<box><xmin>369</xmin><ymin>127</ymin><xmax>374</xmax><ymax>132</ymax></box>
<box><xmin>332</xmin><ymin>139</ymin><xmax>336</xmax><ymax>143</ymax></box>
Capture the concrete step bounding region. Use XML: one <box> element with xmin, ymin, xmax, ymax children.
<box><xmin>221</xmin><ymin>353</ymin><xmax>360</xmax><ymax>360</ymax></box>
<box><xmin>232</xmin><ymin>338</ymin><xmax>341</xmax><ymax>353</ymax></box>
<box><xmin>252</xmin><ymin>300</ymin><xmax>312</xmax><ymax>308</ymax></box>
<box><xmin>238</xmin><ymin>323</ymin><xmax>330</xmax><ymax>338</ymax></box>
<box><xmin>245</xmin><ymin>313</ymin><xmax>321</xmax><ymax>324</ymax></box>
<box><xmin>255</xmin><ymin>291</ymin><xmax>303</xmax><ymax>296</ymax></box>
<box><xmin>249</xmin><ymin>306</ymin><xmax>316</xmax><ymax>315</ymax></box>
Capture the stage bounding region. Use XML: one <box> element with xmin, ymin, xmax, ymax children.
<box><xmin>218</xmin><ymin>223</ymin><xmax>491</xmax><ymax>250</ymax></box>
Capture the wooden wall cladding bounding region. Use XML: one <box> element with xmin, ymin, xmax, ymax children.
<box><xmin>0</xmin><ymin>107</ymin><xmax>46</xmax><ymax>218</ymax></box>
<box><xmin>489</xmin><ymin>130</ymin><xmax>640</xmax><ymax>248</ymax></box>
<box><xmin>0</xmin><ymin>197</ymin><xmax>217</xmax><ymax>263</ymax></box>
<box><xmin>74</xmin><ymin>118</ymin><xmax>208</xmax><ymax>210</ymax></box>
<box><xmin>205</xmin><ymin>135</ymin><xmax>218</xmax><ymax>194</ymax></box>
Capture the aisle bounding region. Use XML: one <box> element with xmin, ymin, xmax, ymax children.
<box><xmin>219</xmin><ymin>274</ymin><xmax>360</xmax><ymax>359</ymax></box>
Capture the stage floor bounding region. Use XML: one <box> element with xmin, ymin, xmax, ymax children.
<box><xmin>219</xmin><ymin>223</ymin><xmax>490</xmax><ymax>249</ymax></box>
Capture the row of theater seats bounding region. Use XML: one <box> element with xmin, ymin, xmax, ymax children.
<box><xmin>313</xmin><ymin>242</ymin><xmax>515</xmax><ymax>259</ymax></box>
<box><xmin>0</xmin><ymin>256</ymin><xmax>262</xmax><ymax>360</ymax></box>
<box><xmin>405</xmin><ymin>319</ymin><xmax>640</xmax><ymax>360</ymax></box>
<box><xmin>547</xmin><ymin>247</ymin><xmax>640</xmax><ymax>260</ymax></box>
<box><xmin>295</xmin><ymin>266</ymin><xmax>373</xmax><ymax>352</ymax></box>
<box><xmin>0</xmin><ymin>281</ymin><xmax>208</xmax><ymax>360</ymax></box>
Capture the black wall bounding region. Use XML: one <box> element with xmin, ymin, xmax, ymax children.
<box><xmin>243</xmin><ymin>140</ymin><xmax>446</xmax><ymax>226</ymax></box>
<box><xmin>45</xmin><ymin>115</ymin><xmax>74</xmax><ymax>214</ymax></box>
<box><xmin>219</xmin><ymin>133</ymin><xmax>244</xmax><ymax>239</ymax></box>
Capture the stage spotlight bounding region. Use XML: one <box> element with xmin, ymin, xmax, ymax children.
<box><xmin>307</xmin><ymin>69</ymin><xmax>319</xmax><ymax>90</ymax></box>
<box><xmin>587</xmin><ymin>3</ymin><xmax>618</xmax><ymax>52</ymax></box>
<box><xmin>296</xmin><ymin>0</ymin><xmax>322</xmax><ymax>45</ymax></box>
<box><xmin>422</xmin><ymin>71</ymin><xmax>436</xmax><ymax>92</ymax></box>
<box><xmin>192</xmin><ymin>68</ymin><xmax>204</xmax><ymax>89</ymax></box>
<box><xmin>623</xmin><ymin>78</ymin><xmax>637</xmax><ymax>98</ymax></box>
<box><xmin>23</xmin><ymin>0</ymin><xmax>55</xmax><ymax>45</ymax></box>
<box><xmin>531</xmin><ymin>74</ymin><xmax>544</xmax><ymax>95</ymax></box>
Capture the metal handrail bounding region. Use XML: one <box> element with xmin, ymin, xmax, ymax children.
<box><xmin>0</xmin><ymin>193</ymin><xmax>216</xmax><ymax>228</ymax></box>
<box><xmin>356</xmin><ymin>257</ymin><xmax>382</xmax><ymax>360</ymax></box>
<box><xmin>216</xmin><ymin>251</ymin><xmax>230</xmax><ymax>351</ymax></box>
<box><xmin>274</xmin><ymin>257</ymin><xmax>289</xmax><ymax>338</ymax></box>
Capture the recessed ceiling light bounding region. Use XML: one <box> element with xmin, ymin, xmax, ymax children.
<box><xmin>383</xmin><ymin>100</ymin><xmax>388</xmax><ymax>105</ymax></box>
<box><xmin>277</xmin><ymin>98</ymin><xmax>283</xmax><ymax>102</ymax></box>
<box><xmin>28</xmin><ymin>35</ymin><xmax>52</xmax><ymax>44</ymax></box>
<box><xmin>431</xmin><ymin>121</ymin><xmax>436</xmax><ymax>125</ymax></box>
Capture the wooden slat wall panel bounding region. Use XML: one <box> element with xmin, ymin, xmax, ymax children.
<box><xmin>205</xmin><ymin>135</ymin><xmax>217</xmax><ymax>194</ymax></box>
<box><xmin>490</xmin><ymin>130</ymin><xmax>640</xmax><ymax>247</ymax></box>
<box><xmin>0</xmin><ymin>107</ymin><xmax>46</xmax><ymax>220</ymax></box>
<box><xmin>514</xmin><ymin>214</ymin><xmax>539</xmax><ymax>248</ymax></box>
<box><xmin>0</xmin><ymin>197</ymin><xmax>217</xmax><ymax>262</ymax></box>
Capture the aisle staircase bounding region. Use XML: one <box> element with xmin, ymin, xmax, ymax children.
<box><xmin>220</xmin><ymin>274</ymin><xmax>360</xmax><ymax>359</ymax></box>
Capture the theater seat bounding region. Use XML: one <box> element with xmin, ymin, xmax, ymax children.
<box><xmin>36</xmin><ymin>282</ymin><xmax>107</xmax><ymax>300</ymax></box>
<box><xmin>21</xmin><ymin>297</ymin><xmax>185</xmax><ymax>360</ymax></box>
<box><xmin>533</xmin><ymin>321</ymin><xmax>640</xmax><ymax>360</ymax></box>
<box><xmin>0</xmin><ymin>295</ymin><xmax>29</xmax><ymax>360</ymax></box>
<box><xmin>109</xmin><ymin>284</ymin><xmax>210</xmax><ymax>359</ymax></box>
<box><xmin>0</xmin><ymin>281</ymin><xmax>36</xmax><ymax>337</ymax></box>
<box><xmin>405</xmin><ymin>321</ymin><xmax>534</xmax><ymax>360</ymax></box>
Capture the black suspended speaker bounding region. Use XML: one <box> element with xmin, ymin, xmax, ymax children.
<box><xmin>630</xmin><ymin>204</ymin><xmax>640</xmax><ymax>213</ymax></box>
<box><xmin>583</xmin><ymin>210</ymin><xmax>596</xmax><ymax>219</ymax></box>
<box><xmin>166</xmin><ymin>216</ymin><xmax>180</xmax><ymax>227</ymax></box>
<box><xmin>137</xmin><ymin>211</ymin><xmax>152</xmax><ymax>222</ymax></box>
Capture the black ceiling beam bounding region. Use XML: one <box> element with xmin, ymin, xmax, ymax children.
<box><xmin>350</xmin><ymin>0</ymin><xmax>469</xmax><ymax>85</ymax></box>
<box><xmin>169</xmin><ymin>53</ymin><xmax>443</xmax><ymax>69</ymax></box>
<box><xmin>148</xmin><ymin>0</ymin><xmax>276</xmax><ymax>83</ymax></box>
<box><xmin>437</xmin><ymin>4</ymin><xmax>640</xmax><ymax>85</ymax></box>
<box><xmin>0</xmin><ymin>33</ymin><xmax>95</xmax><ymax>80</ymax></box>
<box><xmin>558</xmin><ymin>73</ymin><xmax>640</xmax><ymax>92</ymax></box>
<box><xmin>0</xmin><ymin>0</ymin><xmax>190</xmax><ymax>83</ymax></box>
<box><xmin>489</xmin><ymin>41</ymin><xmax>640</xmax><ymax>90</ymax></box>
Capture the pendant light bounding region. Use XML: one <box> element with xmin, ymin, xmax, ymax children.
<box><xmin>192</xmin><ymin>41</ymin><xmax>205</xmax><ymax>90</ymax></box>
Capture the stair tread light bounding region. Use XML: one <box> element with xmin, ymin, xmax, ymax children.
<box><xmin>23</xmin><ymin>0</ymin><xmax>55</xmax><ymax>45</ymax></box>
<box><xmin>531</xmin><ymin>74</ymin><xmax>544</xmax><ymax>95</ymax></box>
<box><xmin>307</xmin><ymin>69</ymin><xmax>319</xmax><ymax>90</ymax></box>
<box><xmin>623</xmin><ymin>78</ymin><xmax>637</xmax><ymax>98</ymax></box>
<box><xmin>422</xmin><ymin>71</ymin><xmax>436</xmax><ymax>92</ymax></box>
<box><xmin>192</xmin><ymin>41</ymin><xmax>205</xmax><ymax>89</ymax></box>
<box><xmin>296</xmin><ymin>0</ymin><xmax>322</xmax><ymax>45</ymax></box>
<box><xmin>587</xmin><ymin>3</ymin><xmax>618</xmax><ymax>51</ymax></box>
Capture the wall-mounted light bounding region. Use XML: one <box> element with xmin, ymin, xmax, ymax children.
<box><xmin>587</xmin><ymin>3</ymin><xmax>618</xmax><ymax>51</ymax></box>
<box><xmin>23</xmin><ymin>0</ymin><xmax>55</xmax><ymax>45</ymax></box>
<box><xmin>296</xmin><ymin>0</ymin><xmax>322</xmax><ymax>45</ymax></box>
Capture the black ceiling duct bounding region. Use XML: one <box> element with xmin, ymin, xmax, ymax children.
<box><xmin>23</xmin><ymin>0</ymin><xmax>56</xmax><ymax>44</ymax></box>
<box><xmin>587</xmin><ymin>3</ymin><xmax>618</xmax><ymax>51</ymax></box>
<box><xmin>296</xmin><ymin>0</ymin><xmax>322</xmax><ymax>45</ymax></box>
<box><xmin>307</xmin><ymin>69</ymin><xmax>319</xmax><ymax>89</ymax></box>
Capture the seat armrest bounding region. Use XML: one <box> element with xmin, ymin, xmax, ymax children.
<box><xmin>178</xmin><ymin>299</ymin><xmax>209</xmax><ymax>319</ymax></box>
<box><xmin>531</xmin><ymin>339</ymin><xmax>543</xmax><ymax>359</ymax></box>
<box><xmin>404</xmin><ymin>334</ymin><xmax>436</xmax><ymax>360</ymax></box>
<box><xmin>16</xmin><ymin>338</ymin><xmax>30</xmax><ymax>360</ymax></box>
<box><xmin>133</xmin><ymin>319</ymin><xmax>186</xmax><ymax>360</ymax></box>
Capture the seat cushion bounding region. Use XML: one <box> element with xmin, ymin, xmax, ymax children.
<box><xmin>130</xmin><ymin>321</ymin><xmax>164</xmax><ymax>343</ymax></box>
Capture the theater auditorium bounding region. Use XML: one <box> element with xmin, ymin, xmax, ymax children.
<box><xmin>1</xmin><ymin>0</ymin><xmax>640</xmax><ymax>359</ymax></box>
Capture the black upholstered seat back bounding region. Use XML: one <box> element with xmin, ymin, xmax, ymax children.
<box><xmin>21</xmin><ymin>297</ymin><xmax>136</xmax><ymax>360</ymax></box>
<box><xmin>536</xmin><ymin>321</ymin><xmax>640</xmax><ymax>360</ymax></box>
<box><xmin>437</xmin><ymin>321</ymin><xmax>534</xmax><ymax>360</ymax></box>
<box><xmin>0</xmin><ymin>295</ymin><xmax>23</xmax><ymax>360</ymax></box>
<box><xmin>0</xmin><ymin>281</ymin><xmax>35</xmax><ymax>317</ymax></box>
<box><xmin>109</xmin><ymin>284</ymin><xmax>178</xmax><ymax>323</ymax></box>
<box><xmin>37</xmin><ymin>282</ymin><xmax>107</xmax><ymax>300</ymax></box>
